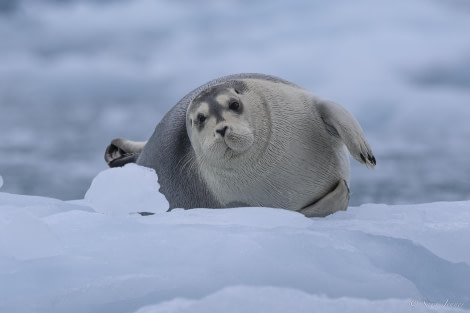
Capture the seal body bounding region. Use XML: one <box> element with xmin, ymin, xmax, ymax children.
<box><xmin>105</xmin><ymin>73</ymin><xmax>375</xmax><ymax>217</ymax></box>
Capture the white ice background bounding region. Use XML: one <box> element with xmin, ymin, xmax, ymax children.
<box><xmin>1</xmin><ymin>166</ymin><xmax>470</xmax><ymax>313</ymax></box>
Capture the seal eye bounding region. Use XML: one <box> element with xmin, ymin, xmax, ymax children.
<box><xmin>229</xmin><ymin>101</ymin><xmax>240</xmax><ymax>111</ymax></box>
<box><xmin>197</xmin><ymin>114</ymin><xmax>206</xmax><ymax>124</ymax></box>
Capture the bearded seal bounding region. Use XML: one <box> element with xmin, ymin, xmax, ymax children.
<box><xmin>104</xmin><ymin>73</ymin><xmax>375</xmax><ymax>217</ymax></box>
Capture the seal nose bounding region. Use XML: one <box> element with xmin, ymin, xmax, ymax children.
<box><xmin>216</xmin><ymin>126</ymin><xmax>228</xmax><ymax>137</ymax></box>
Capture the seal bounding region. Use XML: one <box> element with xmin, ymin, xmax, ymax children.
<box><xmin>105</xmin><ymin>73</ymin><xmax>376</xmax><ymax>217</ymax></box>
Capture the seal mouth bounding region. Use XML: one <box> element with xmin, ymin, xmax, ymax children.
<box><xmin>223</xmin><ymin>147</ymin><xmax>235</xmax><ymax>160</ymax></box>
<box><xmin>206</xmin><ymin>140</ymin><xmax>240</xmax><ymax>161</ymax></box>
<box><xmin>205</xmin><ymin>128</ymin><xmax>254</xmax><ymax>162</ymax></box>
<box><xmin>225</xmin><ymin>131</ymin><xmax>254</xmax><ymax>152</ymax></box>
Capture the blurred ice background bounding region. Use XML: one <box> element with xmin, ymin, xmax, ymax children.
<box><xmin>1</xmin><ymin>0</ymin><xmax>469</xmax><ymax>205</ymax></box>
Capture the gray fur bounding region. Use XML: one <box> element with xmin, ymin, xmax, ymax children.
<box><xmin>104</xmin><ymin>73</ymin><xmax>375</xmax><ymax>216</ymax></box>
<box><xmin>135</xmin><ymin>94</ymin><xmax>219</xmax><ymax>210</ymax></box>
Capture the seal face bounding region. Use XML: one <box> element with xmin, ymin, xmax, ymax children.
<box><xmin>187</xmin><ymin>84</ymin><xmax>254</xmax><ymax>162</ymax></box>
<box><xmin>104</xmin><ymin>73</ymin><xmax>376</xmax><ymax>217</ymax></box>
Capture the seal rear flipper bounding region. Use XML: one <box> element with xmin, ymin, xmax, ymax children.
<box><xmin>104</xmin><ymin>138</ymin><xmax>147</xmax><ymax>168</ymax></box>
<box><xmin>298</xmin><ymin>179</ymin><xmax>350</xmax><ymax>217</ymax></box>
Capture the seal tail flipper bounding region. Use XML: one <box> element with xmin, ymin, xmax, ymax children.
<box><xmin>317</xmin><ymin>100</ymin><xmax>376</xmax><ymax>168</ymax></box>
<box><xmin>298</xmin><ymin>179</ymin><xmax>350</xmax><ymax>217</ymax></box>
<box><xmin>104</xmin><ymin>138</ymin><xmax>147</xmax><ymax>168</ymax></box>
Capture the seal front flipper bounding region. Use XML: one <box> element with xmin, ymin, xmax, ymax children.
<box><xmin>104</xmin><ymin>138</ymin><xmax>147</xmax><ymax>168</ymax></box>
<box><xmin>298</xmin><ymin>179</ymin><xmax>350</xmax><ymax>217</ymax></box>
<box><xmin>316</xmin><ymin>100</ymin><xmax>376</xmax><ymax>168</ymax></box>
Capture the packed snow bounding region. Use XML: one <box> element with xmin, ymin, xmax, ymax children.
<box><xmin>0</xmin><ymin>166</ymin><xmax>469</xmax><ymax>313</ymax></box>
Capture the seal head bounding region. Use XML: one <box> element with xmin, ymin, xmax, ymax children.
<box><xmin>187</xmin><ymin>83</ymin><xmax>255</xmax><ymax>164</ymax></box>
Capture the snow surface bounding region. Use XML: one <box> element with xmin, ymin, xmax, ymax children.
<box><xmin>1</xmin><ymin>166</ymin><xmax>469</xmax><ymax>313</ymax></box>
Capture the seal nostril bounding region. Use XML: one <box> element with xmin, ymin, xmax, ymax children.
<box><xmin>216</xmin><ymin>126</ymin><xmax>228</xmax><ymax>137</ymax></box>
